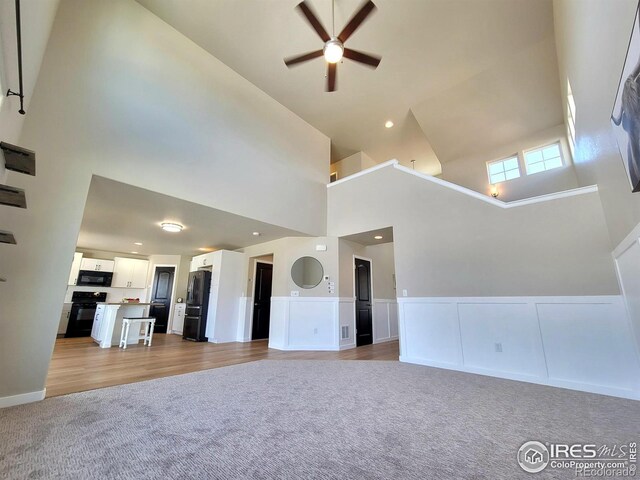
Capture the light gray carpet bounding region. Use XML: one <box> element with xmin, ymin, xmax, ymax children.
<box><xmin>1</xmin><ymin>360</ymin><xmax>639</xmax><ymax>479</ymax></box>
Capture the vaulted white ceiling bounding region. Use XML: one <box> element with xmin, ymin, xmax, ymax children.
<box><xmin>135</xmin><ymin>0</ymin><xmax>563</xmax><ymax>174</ymax></box>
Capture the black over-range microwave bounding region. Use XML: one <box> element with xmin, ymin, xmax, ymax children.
<box><xmin>76</xmin><ymin>270</ymin><xmax>113</xmax><ymax>287</ymax></box>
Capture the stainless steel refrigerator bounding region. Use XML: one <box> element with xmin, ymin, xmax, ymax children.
<box><xmin>183</xmin><ymin>270</ymin><xmax>211</xmax><ymax>342</ymax></box>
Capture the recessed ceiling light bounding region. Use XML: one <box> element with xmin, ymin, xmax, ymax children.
<box><xmin>385</xmin><ymin>120</ymin><xmax>394</xmax><ymax>128</ymax></box>
<box><xmin>199</xmin><ymin>247</ymin><xmax>213</xmax><ymax>252</ymax></box>
<box><xmin>252</xmin><ymin>232</ymin><xmax>261</xmax><ymax>236</ymax></box>
<box><xmin>131</xmin><ymin>251</ymin><xmax>139</xmax><ymax>254</ymax></box>
<box><xmin>374</xmin><ymin>235</ymin><xmax>383</xmax><ymax>240</ymax></box>
<box><xmin>134</xmin><ymin>242</ymin><xmax>143</xmax><ymax>246</ymax></box>
<box><xmin>161</xmin><ymin>222</ymin><xmax>183</xmax><ymax>233</ymax></box>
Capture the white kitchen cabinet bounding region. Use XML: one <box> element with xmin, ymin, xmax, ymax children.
<box><xmin>68</xmin><ymin>252</ymin><xmax>83</xmax><ymax>285</ymax></box>
<box><xmin>80</xmin><ymin>258</ymin><xmax>114</xmax><ymax>272</ymax></box>
<box><xmin>190</xmin><ymin>252</ymin><xmax>216</xmax><ymax>271</ymax></box>
<box><xmin>58</xmin><ymin>303</ymin><xmax>73</xmax><ymax>335</ymax></box>
<box><xmin>112</xmin><ymin>257</ymin><xmax>149</xmax><ymax>288</ymax></box>
<box><xmin>171</xmin><ymin>303</ymin><xmax>186</xmax><ymax>334</ymax></box>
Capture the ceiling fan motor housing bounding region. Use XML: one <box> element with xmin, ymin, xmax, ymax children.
<box><xmin>323</xmin><ymin>37</ymin><xmax>344</xmax><ymax>63</ymax></box>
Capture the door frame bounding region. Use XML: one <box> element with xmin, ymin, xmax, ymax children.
<box><xmin>353</xmin><ymin>255</ymin><xmax>375</xmax><ymax>345</ymax></box>
<box><xmin>248</xmin><ymin>258</ymin><xmax>274</xmax><ymax>341</ymax></box>
<box><xmin>148</xmin><ymin>264</ymin><xmax>178</xmax><ymax>334</ymax></box>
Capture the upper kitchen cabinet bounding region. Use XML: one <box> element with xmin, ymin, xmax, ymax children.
<box><xmin>80</xmin><ymin>258</ymin><xmax>115</xmax><ymax>272</ymax></box>
<box><xmin>112</xmin><ymin>257</ymin><xmax>149</xmax><ymax>289</ymax></box>
<box><xmin>68</xmin><ymin>252</ymin><xmax>83</xmax><ymax>285</ymax></box>
<box><xmin>190</xmin><ymin>252</ymin><xmax>216</xmax><ymax>271</ymax></box>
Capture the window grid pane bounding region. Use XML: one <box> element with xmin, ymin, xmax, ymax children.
<box><xmin>524</xmin><ymin>142</ymin><xmax>563</xmax><ymax>175</ymax></box>
<box><xmin>487</xmin><ymin>155</ymin><xmax>520</xmax><ymax>184</ymax></box>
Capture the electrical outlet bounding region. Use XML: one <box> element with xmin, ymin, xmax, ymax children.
<box><xmin>291</xmin><ymin>290</ymin><xmax>299</xmax><ymax>297</ymax></box>
<box><xmin>495</xmin><ymin>342</ymin><xmax>503</xmax><ymax>353</ymax></box>
<box><xmin>313</xmin><ymin>328</ymin><xmax>318</xmax><ymax>334</ymax></box>
<box><xmin>402</xmin><ymin>289</ymin><xmax>408</xmax><ymax>297</ymax></box>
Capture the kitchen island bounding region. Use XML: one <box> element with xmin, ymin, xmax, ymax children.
<box><xmin>91</xmin><ymin>302</ymin><xmax>162</xmax><ymax>348</ymax></box>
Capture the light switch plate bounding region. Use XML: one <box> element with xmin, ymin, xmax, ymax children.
<box><xmin>402</xmin><ymin>289</ymin><xmax>408</xmax><ymax>297</ymax></box>
<box><xmin>315</xmin><ymin>244</ymin><xmax>327</xmax><ymax>251</ymax></box>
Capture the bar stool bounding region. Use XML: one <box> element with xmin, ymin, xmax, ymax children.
<box><xmin>119</xmin><ymin>317</ymin><xmax>156</xmax><ymax>349</ymax></box>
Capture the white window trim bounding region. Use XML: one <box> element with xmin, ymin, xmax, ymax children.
<box><xmin>523</xmin><ymin>141</ymin><xmax>565</xmax><ymax>176</ymax></box>
<box><xmin>486</xmin><ymin>154</ymin><xmax>521</xmax><ymax>185</ymax></box>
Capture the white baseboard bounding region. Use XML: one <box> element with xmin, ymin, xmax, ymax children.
<box><xmin>373</xmin><ymin>335</ymin><xmax>399</xmax><ymax>344</ymax></box>
<box><xmin>0</xmin><ymin>388</ymin><xmax>46</xmax><ymax>408</ymax></box>
<box><xmin>339</xmin><ymin>343</ymin><xmax>356</xmax><ymax>350</ymax></box>
<box><xmin>400</xmin><ymin>355</ymin><xmax>638</xmax><ymax>400</ymax></box>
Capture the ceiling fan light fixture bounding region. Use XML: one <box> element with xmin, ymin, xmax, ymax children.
<box><xmin>323</xmin><ymin>38</ymin><xmax>344</xmax><ymax>63</ymax></box>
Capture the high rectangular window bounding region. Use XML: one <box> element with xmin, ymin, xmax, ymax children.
<box><xmin>524</xmin><ymin>142</ymin><xmax>564</xmax><ymax>175</ymax></box>
<box><xmin>487</xmin><ymin>155</ymin><xmax>520</xmax><ymax>184</ymax></box>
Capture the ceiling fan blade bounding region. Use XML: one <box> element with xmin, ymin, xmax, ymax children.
<box><xmin>284</xmin><ymin>50</ymin><xmax>324</xmax><ymax>67</ymax></box>
<box><xmin>343</xmin><ymin>48</ymin><xmax>381</xmax><ymax>68</ymax></box>
<box><xmin>327</xmin><ymin>63</ymin><xmax>337</xmax><ymax>92</ymax></box>
<box><xmin>296</xmin><ymin>1</ymin><xmax>331</xmax><ymax>42</ymax></box>
<box><xmin>338</xmin><ymin>0</ymin><xmax>376</xmax><ymax>43</ymax></box>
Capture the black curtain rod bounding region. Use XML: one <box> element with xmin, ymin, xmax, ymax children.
<box><xmin>6</xmin><ymin>0</ymin><xmax>25</xmax><ymax>115</ymax></box>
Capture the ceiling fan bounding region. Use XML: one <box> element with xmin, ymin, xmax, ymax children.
<box><xmin>284</xmin><ymin>0</ymin><xmax>381</xmax><ymax>92</ymax></box>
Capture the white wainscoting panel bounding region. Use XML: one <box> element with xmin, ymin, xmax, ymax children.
<box><xmin>288</xmin><ymin>300</ymin><xmax>337</xmax><ymax>349</ymax></box>
<box><xmin>537</xmin><ymin>301</ymin><xmax>640</xmax><ymax>395</ymax></box>
<box><xmin>401</xmin><ymin>301</ymin><xmax>462</xmax><ymax>367</ymax></box>
<box><xmin>458</xmin><ymin>302</ymin><xmax>546</xmax><ymax>379</ymax></box>
<box><xmin>399</xmin><ymin>296</ymin><xmax>640</xmax><ymax>400</ymax></box>
<box><xmin>373</xmin><ymin>299</ymin><xmax>399</xmax><ymax>344</ymax></box>
<box><xmin>269</xmin><ymin>297</ymin><xmax>341</xmax><ymax>351</ymax></box>
<box><xmin>268</xmin><ymin>297</ymin><xmax>288</xmax><ymax>350</ymax></box>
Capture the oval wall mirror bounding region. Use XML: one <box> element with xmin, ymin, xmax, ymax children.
<box><xmin>291</xmin><ymin>256</ymin><xmax>324</xmax><ymax>289</ymax></box>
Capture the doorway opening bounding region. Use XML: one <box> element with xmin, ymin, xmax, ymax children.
<box><xmin>149</xmin><ymin>266</ymin><xmax>175</xmax><ymax>334</ymax></box>
<box><xmin>251</xmin><ymin>258</ymin><xmax>273</xmax><ymax>340</ymax></box>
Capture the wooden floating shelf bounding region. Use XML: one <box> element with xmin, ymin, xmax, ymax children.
<box><xmin>1</xmin><ymin>141</ymin><xmax>36</xmax><ymax>176</ymax></box>
<box><xmin>0</xmin><ymin>230</ymin><xmax>16</xmax><ymax>244</ymax></box>
<box><xmin>0</xmin><ymin>184</ymin><xmax>27</xmax><ymax>208</ymax></box>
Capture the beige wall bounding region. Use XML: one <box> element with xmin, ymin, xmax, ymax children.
<box><xmin>0</xmin><ymin>0</ymin><xmax>59</xmax><ymax>150</ymax></box>
<box><xmin>441</xmin><ymin>124</ymin><xmax>579</xmax><ymax>202</ymax></box>
<box><xmin>331</xmin><ymin>151</ymin><xmax>376</xmax><ymax>181</ymax></box>
<box><xmin>328</xmin><ymin>165</ymin><xmax>618</xmax><ymax>297</ymax></box>
<box><xmin>365</xmin><ymin>243</ymin><xmax>396</xmax><ymax>299</ymax></box>
<box><xmin>240</xmin><ymin>237</ymin><xmax>338</xmax><ymax>298</ymax></box>
<box><xmin>553</xmin><ymin>0</ymin><xmax>640</xmax><ymax>247</ymax></box>
<box><xmin>0</xmin><ymin>0</ymin><xmax>328</xmax><ymax>400</ymax></box>
<box><xmin>338</xmin><ymin>239</ymin><xmax>396</xmax><ymax>299</ymax></box>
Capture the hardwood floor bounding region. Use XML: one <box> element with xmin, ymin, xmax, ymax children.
<box><xmin>46</xmin><ymin>335</ymin><xmax>399</xmax><ymax>397</ymax></box>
